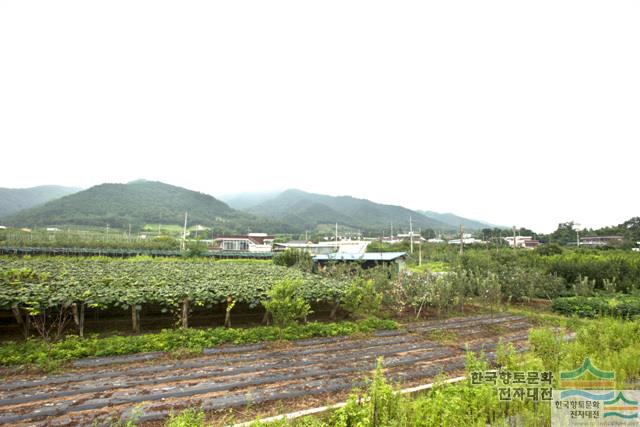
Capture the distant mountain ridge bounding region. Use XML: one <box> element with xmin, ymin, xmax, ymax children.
<box><xmin>246</xmin><ymin>189</ymin><xmax>454</xmax><ymax>232</ymax></box>
<box><xmin>2</xmin><ymin>181</ymin><xmax>292</xmax><ymax>234</ymax></box>
<box><xmin>220</xmin><ymin>191</ymin><xmax>283</xmax><ymax>210</ymax></box>
<box><xmin>0</xmin><ymin>185</ymin><xmax>81</xmax><ymax>218</ymax></box>
<box><xmin>3</xmin><ymin>182</ymin><xmax>500</xmax><ymax>235</ymax></box>
<box><xmin>418</xmin><ymin>210</ymin><xmax>498</xmax><ymax>231</ymax></box>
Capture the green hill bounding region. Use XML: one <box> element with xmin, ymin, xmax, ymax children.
<box><xmin>3</xmin><ymin>181</ymin><xmax>291</xmax><ymax>233</ymax></box>
<box><xmin>247</xmin><ymin>189</ymin><xmax>453</xmax><ymax>233</ymax></box>
<box><xmin>0</xmin><ymin>185</ymin><xmax>81</xmax><ymax>218</ymax></box>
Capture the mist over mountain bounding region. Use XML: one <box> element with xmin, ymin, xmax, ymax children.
<box><xmin>0</xmin><ymin>185</ymin><xmax>81</xmax><ymax>218</ymax></box>
<box><xmin>219</xmin><ymin>191</ymin><xmax>283</xmax><ymax>210</ymax></box>
<box><xmin>418</xmin><ymin>210</ymin><xmax>500</xmax><ymax>231</ymax></box>
<box><xmin>246</xmin><ymin>189</ymin><xmax>453</xmax><ymax>233</ymax></box>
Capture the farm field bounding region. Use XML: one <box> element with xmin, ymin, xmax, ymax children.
<box><xmin>1</xmin><ymin>248</ymin><xmax>639</xmax><ymax>426</ymax></box>
<box><xmin>0</xmin><ymin>312</ymin><xmax>532</xmax><ymax>426</ymax></box>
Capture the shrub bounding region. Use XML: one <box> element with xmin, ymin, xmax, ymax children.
<box><xmin>573</xmin><ymin>275</ymin><xmax>595</xmax><ymax>297</ymax></box>
<box><xmin>272</xmin><ymin>249</ymin><xmax>312</xmax><ymax>271</ymax></box>
<box><xmin>341</xmin><ymin>278</ymin><xmax>382</xmax><ymax>319</ymax></box>
<box><xmin>552</xmin><ymin>296</ymin><xmax>640</xmax><ymax>319</ymax></box>
<box><xmin>262</xmin><ymin>279</ymin><xmax>312</xmax><ymax>328</ymax></box>
<box><xmin>529</xmin><ymin>327</ymin><xmax>565</xmax><ymax>374</ymax></box>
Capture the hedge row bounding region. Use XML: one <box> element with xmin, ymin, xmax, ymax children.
<box><xmin>552</xmin><ymin>296</ymin><xmax>640</xmax><ymax>319</ymax></box>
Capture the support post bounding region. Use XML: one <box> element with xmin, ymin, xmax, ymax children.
<box><xmin>79</xmin><ymin>303</ymin><xmax>85</xmax><ymax>338</ymax></box>
<box><xmin>182</xmin><ymin>299</ymin><xmax>189</xmax><ymax>328</ymax></box>
<box><xmin>330</xmin><ymin>302</ymin><xmax>340</xmax><ymax>320</ymax></box>
<box><xmin>131</xmin><ymin>305</ymin><xmax>140</xmax><ymax>333</ymax></box>
<box><xmin>224</xmin><ymin>297</ymin><xmax>233</xmax><ymax>328</ymax></box>
<box><xmin>11</xmin><ymin>304</ymin><xmax>29</xmax><ymax>339</ymax></box>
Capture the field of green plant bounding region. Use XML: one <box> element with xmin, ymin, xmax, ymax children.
<box><xmin>0</xmin><ymin>256</ymin><xmax>348</xmax><ymax>322</ymax></box>
<box><xmin>1</xmin><ymin>247</ymin><xmax>639</xmax><ymax>426</ymax></box>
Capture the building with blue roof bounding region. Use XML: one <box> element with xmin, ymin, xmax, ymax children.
<box><xmin>312</xmin><ymin>252</ymin><xmax>407</xmax><ymax>271</ymax></box>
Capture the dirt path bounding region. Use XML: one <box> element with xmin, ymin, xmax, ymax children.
<box><xmin>0</xmin><ymin>313</ymin><xmax>532</xmax><ymax>426</ymax></box>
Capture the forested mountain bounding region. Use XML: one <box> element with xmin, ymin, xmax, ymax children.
<box><xmin>247</xmin><ymin>189</ymin><xmax>452</xmax><ymax>232</ymax></box>
<box><xmin>2</xmin><ymin>181</ymin><xmax>292</xmax><ymax>233</ymax></box>
<box><xmin>0</xmin><ymin>185</ymin><xmax>81</xmax><ymax>218</ymax></box>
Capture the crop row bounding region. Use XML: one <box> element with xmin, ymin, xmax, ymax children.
<box><xmin>0</xmin><ymin>257</ymin><xmax>348</xmax><ymax>314</ymax></box>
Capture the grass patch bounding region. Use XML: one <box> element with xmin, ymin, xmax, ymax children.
<box><xmin>423</xmin><ymin>329</ymin><xmax>459</xmax><ymax>344</ymax></box>
<box><xmin>0</xmin><ymin>318</ymin><xmax>398</xmax><ymax>371</ymax></box>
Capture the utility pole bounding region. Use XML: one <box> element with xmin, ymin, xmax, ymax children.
<box><xmin>459</xmin><ymin>224</ymin><xmax>464</xmax><ymax>255</ymax></box>
<box><xmin>418</xmin><ymin>240</ymin><xmax>422</xmax><ymax>266</ymax></box>
<box><xmin>106</xmin><ymin>224</ymin><xmax>109</xmax><ymax>242</ymax></box>
<box><xmin>409</xmin><ymin>216</ymin><xmax>414</xmax><ymax>254</ymax></box>
<box><xmin>575</xmin><ymin>223</ymin><xmax>581</xmax><ymax>248</ymax></box>
<box><xmin>512</xmin><ymin>226</ymin><xmax>517</xmax><ymax>250</ymax></box>
<box><xmin>181</xmin><ymin>212</ymin><xmax>188</xmax><ymax>251</ymax></box>
<box><xmin>335</xmin><ymin>222</ymin><xmax>338</xmax><ymax>243</ymax></box>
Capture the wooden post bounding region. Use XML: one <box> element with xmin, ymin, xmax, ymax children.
<box><xmin>11</xmin><ymin>304</ymin><xmax>29</xmax><ymax>339</ymax></box>
<box><xmin>131</xmin><ymin>305</ymin><xmax>140</xmax><ymax>333</ymax></box>
<box><xmin>224</xmin><ymin>297</ymin><xmax>233</xmax><ymax>328</ymax></box>
<box><xmin>330</xmin><ymin>302</ymin><xmax>340</xmax><ymax>320</ymax></box>
<box><xmin>78</xmin><ymin>303</ymin><xmax>85</xmax><ymax>338</ymax></box>
<box><xmin>71</xmin><ymin>303</ymin><xmax>85</xmax><ymax>337</ymax></box>
<box><xmin>72</xmin><ymin>303</ymin><xmax>79</xmax><ymax>325</ymax></box>
<box><xmin>182</xmin><ymin>299</ymin><xmax>189</xmax><ymax>328</ymax></box>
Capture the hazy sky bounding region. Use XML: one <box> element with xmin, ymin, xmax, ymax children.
<box><xmin>1</xmin><ymin>1</ymin><xmax>638</xmax><ymax>233</ymax></box>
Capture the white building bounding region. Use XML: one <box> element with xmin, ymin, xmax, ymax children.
<box><xmin>213</xmin><ymin>233</ymin><xmax>274</xmax><ymax>252</ymax></box>
<box><xmin>448</xmin><ymin>237</ymin><xmax>487</xmax><ymax>245</ymax></box>
<box><xmin>274</xmin><ymin>240</ymin><xmax>370</xmax><ymax>255</ymax></box>
<box><xmin>504</xmin><ymin>236</ymin><xmax>540</xmax><ymax>249</ymax></box>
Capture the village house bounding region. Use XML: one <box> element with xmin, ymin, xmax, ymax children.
<box><xmin>312</xmin><ymin>251</ymin><xmax>407</xmax><ymax>271</ymax></box>
<box><xmin>503</xmin><ymin>236</ymin><xmax>540</xmax><ymax>249</ymax></box>
<box><xmin>273</xmin><ymin>240</ymin><xmax>369</xmax><ymax>255</ymax></box>
<box><xmin>212</xmin><ymin>233</ymin><xmax>274</xmax><ymax>252</ymax></box>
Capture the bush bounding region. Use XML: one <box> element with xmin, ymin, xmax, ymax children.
<box><xmin>539</xmin><ymin>251</ymin><xmax>640</xmax><ymax>292</ymax></box>
<box><xmin>529</xmin><ymin>327</ymin><xmax>565</xmax><ymax>374</ymax></box>
<box><xmin>552</xmin><ymin>296</ymin><xmax>640</xmax><ymax>319</ymax></box>
<box><xmin>184</xmin><ymin>241</ymin><xmax>208</xmax><ymax>257</ymax></box>
<box><xmin>262</xmin><ymin>279</ymin><xmax>312</xmax><ymax>328</ymax></box>
<box><xmin>341</xmin><ymin>278</ymin><xmax>382</xmax><ymax>319</ymax></box>
<box><xmin>272</xmin><ymin>249</ymin><xmax>312</xmax><ymax>271</ymax></box>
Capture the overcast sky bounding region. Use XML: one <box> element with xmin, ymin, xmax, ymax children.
<box><xmin>1</xmin><ymin>1</ymin><xmax>638</xmax><ymax>233</ymax></box>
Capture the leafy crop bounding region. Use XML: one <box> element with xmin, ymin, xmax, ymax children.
<box><xmin>0</xmin><ymin>317</ymin><xmax>398</xmax><ymax>368</ymax></box>
<box><xmin>0</xmin><ymin>257</ymin><xmax>350</xmax><ymax>312</ymax></box>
